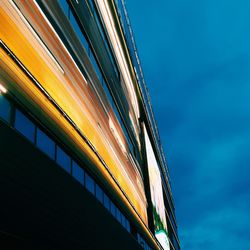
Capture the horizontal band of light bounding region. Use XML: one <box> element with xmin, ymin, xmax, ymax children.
<box><xmin>10</xmin><ymin>0</ymin><xmax>64</xmax><ymax>74</ymax></box>
<box><xmin>33</xmin><ymin>0</ymin><xmax>88</xmax><ymax>84</ymax></box>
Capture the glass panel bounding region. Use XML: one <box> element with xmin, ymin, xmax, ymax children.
<box><xmin>95</xmin><ymin>184</ymin><xmax>103</xmax><ymax>204</ymax></box>
<box><xmin>87</xmin><ymin>0</ymin><xmax>95</xmax><ymax>12</ymax></box>
<box><xmin>70</xmin><ymin>12</ymin><xmax>89</xmax><ymax>51</ymax></box>
<box><xmin>116</xmin><ymin>207</ymin><xmax>122</xmax><ymax>223</ymax></box>
<box><xmin>90</xmin><ymin>0</ymin><xmax>119</xmax><ymax>78</ymax></box>
<box><xmin>0</xmin><ymin>96</ymin><xmax>11</xmax><ymax>123</ymax></box>
<box><xmin>36</xmin><ymin>128</ymin><xmax>55</xmax><ymax>159</ymax></box>
<box><xmin>93</xmin><ymin>8</ymin><xmax>106</xmax><ymax>42</ymax></box>
<box><xmin>59</xmin><ymin>0</ymin><xmax>70</xmax><ymax>19</ymax></box>
<box><xmin>14</xmin><ymin>109</ymin><xmax>35</xmax><ymax>143</ymax></box>
<box><xmin>85</xmin><ymin>173</ymin><xmax>95</xmax><ymax>195</ymax></box>
<box><xmin>125</xmin><ymin>219</ymin><xmax>131</xmax><ymax>233</ymax></box>
<box><xmin>89</xmin><ymin>50</ymin><xmax>102</xmax><ymax>81</ymax></box>
<box><xmin>103</xmin><ymin>193</ymin><xmax>110</xmax><ymax>211</ymax></box>
<box><xmin>110</xmin><ymin>201</ymin><xmax>116</xmax><ymax>217</ymax></box>
<box><xmin>72</xmin><ymin>161</ymin><xmax>84</xmax><ymax>185</ymax></box>
<box><xmin>121</xmin><ymin>213</ymin><xmax>126</xmax><ymax>228</ymax></box>
<box><xmin>56</xmin><ymin>146</ymin><xmax>71</xmax><ymax>174</ymax></box>
<box><xmin>137</xmin><ymin>233</ymin><xmax>141</xmax><ymax>242</ymax></box>
<box><xmin>79</xmin><ymin>32</ymin><xmax>89</xmax><ymax>53</ymax></box>
<box><xmin>103</xmin><ymin>80</ymin><xmax>113</xmax><ymax>105</ymax></box>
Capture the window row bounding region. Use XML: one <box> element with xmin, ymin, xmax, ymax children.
<box><xmin>87</xmin><ymin>0</ymin><xmax>119</xmax><ymax>78</ymax></box>
<box><xmin>59</xmin><ymin>0</ymin><xmax>137</xmax><ymax>160</ymax></box>
<box><xmin>0</xmin><ymin>95</ymin><xmax>130</xmax><ymax>234</ymax></box>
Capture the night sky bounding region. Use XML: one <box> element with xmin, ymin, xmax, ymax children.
<box><xmin>126</xmin><ymin>0</ymin><xmax>250</xmax><ymax>249</ymax></box>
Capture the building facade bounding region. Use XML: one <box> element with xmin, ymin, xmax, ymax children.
<box><xmin>0</xmin><ymin>0</ymin><xmax>180</xmax><ymax>249</ymax></box>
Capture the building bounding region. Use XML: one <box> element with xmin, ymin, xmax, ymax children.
<box><xmin>0</xmin><ymin>0</ymin><xmax>180</xmax><ymax>249</ymax></box>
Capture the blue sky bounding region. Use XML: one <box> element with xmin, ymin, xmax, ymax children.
<box><xmin>126</xmin><ymin>0</ymin><xmax>250</xmax><ymax>249</ymax></box>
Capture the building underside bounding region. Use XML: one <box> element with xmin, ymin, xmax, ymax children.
<box><xmin>0</xmin><ymin>1</ymin><xmax>180</xmax><ymax>249</ymax></box>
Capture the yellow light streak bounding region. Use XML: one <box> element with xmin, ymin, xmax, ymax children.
<box><xmin>32</xmin><ymin>0</ymin><xmax>87</xmax><ymax>84</ymax></box>
<box><xmin>9</xmin><ymin>0</ymin><xmax>64</xmax><ymax>74</ymax></box>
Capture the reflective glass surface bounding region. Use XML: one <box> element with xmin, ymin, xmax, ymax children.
<box><xmin>36</xmin><ymin>128</ymin><xmax>55</xmax><ymax>159</ymax></box>
<box><xmin>15</xmin><ymin>109</ymin><xmax>35</xmax><ymax>143</ymax></box>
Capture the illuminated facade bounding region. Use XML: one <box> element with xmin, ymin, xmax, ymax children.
<box><xmin>0</xmin><ymin>0</ymin><xmax>180</xmax><ymax>249</ymax></box>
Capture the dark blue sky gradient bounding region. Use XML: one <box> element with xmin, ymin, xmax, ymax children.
<box><xmin>126</xmin><ymin>1</ymin><xmax>250</xmax><ymax>249</ymax></box>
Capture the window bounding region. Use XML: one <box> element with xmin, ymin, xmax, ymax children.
<box><xmin>89</xmin><ymin>50</ymin><xmax>102</xmax><ymax>81</ymax></box>
<box><xmin>87</xmin><ymin>0</ymin><xmax>95</xmax><ymax>13</ymax></box>
<box><xmin>125</xmin><ymin>219</ymin><xmax>131</xmax><ymax>233</ymax></box>
<box><xmin>2</xmin><ymin>96</ymin><xmax>138</xmax><ymax>243</ymax></box>
<box><xmin>95</xmin><ymin>184</ymin><xmax>103</xmax><ymax>204</ymax></box>
<box><xmin>121</xmin><ymin>213</ymin><xmax>126</xmax><ymax>228</ymax></box>
<box><xmin>102</xmin><ymin>80</ymin><xmax>113</xmax><ymax>104</ymax></box>
<box><xmin>72</xmin><ymin>161</ymin><xmax>84</xmax><ymax>185</ymax></box>
<box><xmin>88</xmin><ymin>0</ymin><xmax>119</xmax><ymax>78</ymax></box>
<box><xmin>56</xmin><ymin>145</ymin><xmax>71</xmax><ymax>173</ymax></box>
<box><xmin>36</xmin><ymin>128</ymin><xmax>55</xmax><ymax>159</ymax></box>
<box><xmin>60</xmin><ymin>0</ymin><xmax>70</xmax><ymax>19</ymax></box>
<box><xmin>103</xmin><ymin>193</ymin><xmax>110</xmax><ymax>211</ymax></box>
<box><xmin>116</xmin><ymin>207</ymin><xmax>122</xmax><ymax>223</ymax></box>
<box><xmin>58</xmin><ymin>0</ymin><xmax>136</xmax><ymax>160</ymax></box>
<box><xmin>70</xmin><ymin>11</ymin><xmax>89</xmax><ymax>51</ymax></box>
<box><xmin>14</xmin><ymin>109</ymin><xmax>35</xmax><ymax>143</ymax></box>
<box><xmin>110</xmin><ymin>201</ymin><xmax>116</xmax><ymax>217</ymax></box>
<box><xmin>85</xmin><ymin>173</ymin><xmax>95</xmax><ymax>195</ymax></box>
<box><xmin>0</xmin><ymin>96</ymin><xmax>11</xmax><ymax>123</ymax></box>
